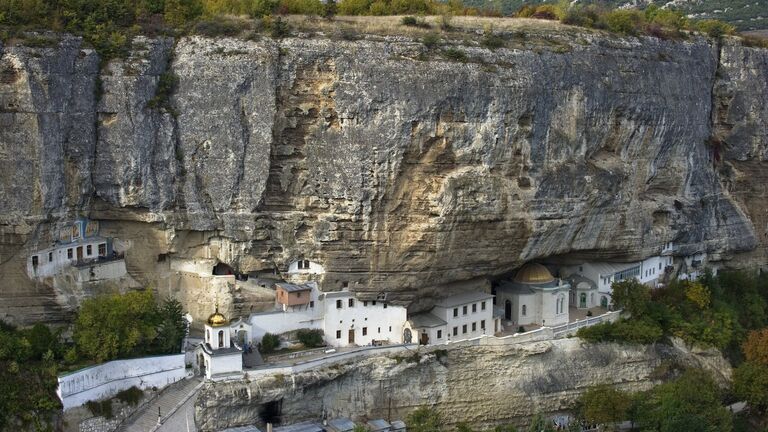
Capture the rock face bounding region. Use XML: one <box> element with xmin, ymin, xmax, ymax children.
<box><xmin>193</xmin><ymin>338</ymin><xmax>732</xmax><ymax>431</ymax></box>
<box><xmin>0</xmin><ymin>28</ymin><xmax>766</xmax><ymax>324</ymax></box>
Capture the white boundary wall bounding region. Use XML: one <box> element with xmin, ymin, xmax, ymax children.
<box><xmin>57</xmin><ymin>354</ymin><xmax>186</xmax><ymax>411</ymax></box>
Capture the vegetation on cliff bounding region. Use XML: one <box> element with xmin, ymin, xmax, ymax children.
<box><xmin>0</xmin><ymin>290</ymin><xmax>186</xmax><ymax>429</ymax></box>
<box><xmin>578</xmin><ymin>271</ymin><xmax>768</xmax><ymax>359</ymax></box>
<box><xmin>1</xmin><ymin>0</ymin><xmax>760</xmax><ymax>63</ymax></box>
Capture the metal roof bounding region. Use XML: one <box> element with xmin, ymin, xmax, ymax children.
<box><xmin>276</xmin><ymin>283</ymin><xmax>312</xmax><ymax>292</ymax></box>
<box><xmin>433</xmin><ymin>291</ymin><xmax>494</xmax><ymax>308</ymax></box>
<box><xmin>220</xmin><ymin>426</ymin><xmax>263</xmax><ymax>432</ymax></box>
<box><xmin>390</xmin><ymin>420</ymin><xmax>406</xmax><ymax>431</ymax></box>
<box><xmin>274</xmin><ymin>422</ymin><xmax>325</xmax><ymax>432</ymax></box>
<box><xmin>367</xmin><ymin>419</ymin><xmax>391</xmax><ymax>431</ymax></box>
<box><xmin>327</xmin><ymin>418</ymin><xmax>356</xmax><ymax>432</ymax></box>
<box><xmin>408</xmin><ymin>312</ymin><xmax>447</xmax><ymax>328</ymax></box>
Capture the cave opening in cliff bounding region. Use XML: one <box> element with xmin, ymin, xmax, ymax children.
<box><xmin>213</xmin><ymin>262</ymin><xmax>235</xmax><ymax>276</ymax></box>
<box><xmin>259</xmin><ymin>399</ymin><xmax>283</xmax><ymax>425</ymax></box>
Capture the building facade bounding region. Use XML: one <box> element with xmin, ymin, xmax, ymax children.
<box><xmin>406</xmin><ymin>291</ymin><xmax>500</xmax><ymax>345</ymax></box>
<box><xmin>495</xmin><ymin>263</ymin><xmax>570</xmax><ymax>327</ymax></box>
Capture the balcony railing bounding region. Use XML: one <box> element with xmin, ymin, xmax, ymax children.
<box><xmin>72</xmin><ymin>252</ymin><xmax>125</xmax><ymax>268</ymax></box>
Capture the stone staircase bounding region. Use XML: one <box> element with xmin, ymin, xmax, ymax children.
<box><xmin>118</xmin><ymin>377</ymin><xmax>203</xmax><ymax>432</ymax></box>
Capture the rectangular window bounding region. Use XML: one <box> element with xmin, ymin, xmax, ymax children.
<box><xmin>378</xmin><ymin>327</ymin><xmax>381</xmax><ymax>333</ymax></box>
<box><xmin>372</xmin><ymin>301</ymin><xmax>377</xmax><ymax>306</ymax></box>
<box><xmin>336</xmin><ymin>300</ymin><xmax>343</xmax><ymax>309</ymax></box>
<box><xmin>349</xmin><ymin>298</ymin><xmax>354</xmax><ymax>307</ymax></box>
<box><xmin>67</xmin><ymin>248</ymin><xmax>73</xmax><ymax>259</ymax></box>
<box><xmin>296</xmin><ymin>292</ymin><xmax>302</xmax><ymax>298</ymax></box>
<box><xmin>363</xmin><ymin>301</ymin><xmax>368</xmax><ymax>307</ymax></box>
<box><xmin>342</xmin><ymin>281</ymin><xmax>349</xmax><ymax>288</ymax></box>
<box><xmin>32</xmin><ymin>256</ymin><xmax>38</xmax><ymax>266</ymax></box>
<box><xmin>298</xmin><ymin>260</ymin><xmax>304</xmax><ymax>269</ymax></box>
<box><xmin>453</xmin><ymin>308</ymin><xmax>458</xmax><ymax>317</ymax></box>
<box><xmin>336</xmin><ymin>330</ymin><xmax>341</xmax><ymax>339</ymax></box>
<box><xmin>463</xmin><ymin>305</ymin><xmax>468</xmax><ymax>315</ymax></box>
<box><xmin>383</xmin><ymin>303</ymin><xmax>387</xmax><ymax>309</ymax></box>
<box><xmin>86</xmin><ymin>245</ymin><xmax>92</xmax><ymax>256</ymax></box>
<box><xmin>310</xmin><ymin>301</ymin><xmax>314</xmax><ymax>308</ymax></box>
<box><xmin>462</xmin><ymin>324</ymin><xmax>467</xmax><ymax>334</ymax></box>
<box><xmin>362</xmin><ymin>327</ymin><xmax>368</xmax><ymax>336</ymax></box>
<box><xmin>481</xmin><ymin>301</ymin><xmax>486</xmax><ymax>311</ymax></box>
<box><xmin>437</xmin><ymin>330</ymin><xmax>442</xmax><ymax>339</ymax></box>
<box><xmin>98</xmin><ymin>243</ymin><xmax>106</xmax><ymax>256</ymax></box>
<box><xmin>48</xmin><ymin>252</ymin><xmax>53</xmax><ymax>262</ymax></box>
<box><xmin>472</xmin><ymin>303</ymin><xmax>477</xmax><ymax>313</ymax></box>
<box><xmin>659</xmin><ymin>263</ymin><xmax>662</xmax><ymax>270</ymax></box>
<box><xmin>481</xmin><ymin>320</ymin><xmax>486</xmax><ymax>329</ymax></box>
<box><xmin>453</xmin><ymin>327</ymin><xmax>458</xmax><ymax>336</ymax></box>
<box><xmin>389</xmin><ymin>326</ymin><xmax>392</xmax><ymax>332</ymax></box>
<box><xmin>303</xmin><ymin>259</ymin><xmax>310</xmax><ymax>268</ymax></box>
<box><xmin>472</xmin><ymin>322</ymin><xmax>476</xmax><ymax>332</ymax></box>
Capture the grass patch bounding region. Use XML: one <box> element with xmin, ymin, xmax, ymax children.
<box><xmin>115</xmin><ymin>386</ymin><xmax>143</xmax><ymax>407</ymax></box>
<box><xmin>442</xmin><ymin>47</ymin><xmax>467</xmax><ymax>62</ymax></box>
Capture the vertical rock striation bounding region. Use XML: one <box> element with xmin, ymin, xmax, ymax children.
<box><xmin>0</xmin><ymin>30</ymin><xmax>766</xmax><ymax>324</ymax></box>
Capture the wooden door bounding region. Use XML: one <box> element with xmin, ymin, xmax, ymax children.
<box><xmin>76</xmin><ymin>246</ymin><xmax>83</xmax><ymax>261</ymax></box>
<box><xmin>348</xmin><ymin>329</ymin><xmax>355</xmax><ymax>345</ymax></box>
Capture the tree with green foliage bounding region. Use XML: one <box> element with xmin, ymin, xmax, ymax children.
<box><xmin>611</xmin><ymin>279</ymin><xmax>650</xmax><ymax>317</ymax></box>
<box><xmin>296</xmin><ymin>328</ymin><xmax>324</xmax><ymax>348</ymax></box>
<box><xmin>578</xmin><ymin>384</ymin><xmax>631</xmax><ymax>429</ymax></box>
<box><xmin>633</xmin><ymin>369</ymin><xmax>732</xmax><ymax>432</ymax></box>
<box><xmin>407</xmin><ymin>407</ymin><xmax>442</xmax><ymax>432</ymax></box>
<box><xmin>154</xmin><ymin>297</ymin><xmax>187</xmax><ymax>354</ymax></box>
<box><xmin>456</xmin><ymin>422</ymin><xmax>475</xmax><ymax>432</ymax></box>
<box><xmin>526</xmin><ymin>413</ymin><xmax>555</xmax><ymax>432</ymax></box>
<box><xmin>73</xmin><ymin>290</ymin><xmax>160</xmax><ymax>363</ymax></box>
<box><xmin>260</xmin><ymin>332</ymin><xmax>280</xmax><ymax>353</ymax></box>
<box><xmin>734</xmin><ymin>361</ymin><xmax>768</xmax><ymax>413</ymax></box>
<box><xmin>742</xmin><ymin>328</ymin><xmax>768</xmax><ymax>366</ymax></box>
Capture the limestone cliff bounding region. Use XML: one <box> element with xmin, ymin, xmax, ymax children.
<box><xmin>193</xmin><ymin>338</ymin><xmax>732</xmax><ymax>431</ymax></box>
<box><xmin>0</xmin><ymin>25</ymin><xmax>766</xmax><ymax>324</ymax></box>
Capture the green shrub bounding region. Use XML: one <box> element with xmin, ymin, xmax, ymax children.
<box><xmin>260</xmin><ymin>333</ymin><xmax>280</xmax><ymax>353</ymax></box>
<box><xmin>337</xmin><ymin>0</ymin><xmax>372</xmax><ymax>15</ymax></box>
<box><xmin>262</xmin><ymin>15</ymin><xmax>290</xmax><ymax>38</ymax></box>
<box><xmin>147</xmin><ymin>70</ymin><xmax>179</xmax><ymax>113</ymax></box>
<box><xmin>442</xmin><ymin>47</ymin><xmax>467</xmax><ymax>62</ymax></box>
<box><xmin>192</xmin><ymin>17</ymin><xmax>245</xmax><ymax>37</ymax></box>
<box><xmin>481</xmin><ymin>33</ymin><xmax>504</xmax><ymax>49</ymax></box>
<box><xmin>421</xmin><ymin>32</ymin><xmax>440</xmax><ymax>49</ymax></box>
<box><xmin>603</xmin><ymin>9</ymin><xmax>645</xmax><ymax>35</ymax></box>
<box><xmin>115</xmin><ymin>386</ymin><xmax>143</xmax><ymax>406</ymax></box>
<box><xmin>296</xmin><ymin>329</ymin><xmax>325</xmax><ymax>347</ymax></box>
<box><xmin>696</xmin><ymin>19</ymin><xmax>736</xmax><ymax>38</ymax></box>
<box><xmin>577</xmin><ymin>318</ymin><xmax>663</xmax><ymax>345</ymax></box>
<box><xmin>406</xmin><ymin>407</ymin><xmax>442</xmax><ymax>432</ymax></box>
<box><xmin>86</xmin><ymin>399</ymin><xmax>114</xmax><ymax>419</ymax></box>
<box><xmin>278</xmin><ymin>0</ymin><xmax>325</xmax><ymax>15</ymax></box>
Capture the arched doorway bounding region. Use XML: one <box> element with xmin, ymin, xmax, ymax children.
<box><xmin>197</xmin><ymin>353</ymin><xmax>205</xmax><ymax>376</ymax></box>
<box><xmin>601</xmin><ymin>296</ymin><xmax>608</xmax><ymax>308</ymax></box>
<box><xmin>238</xmin><ymin>330</ymin><xmax>248</xmax><ymax>347</ymax></box>
<box><xmin>420</xmin><ymin>331</ymin><xmax>429</xmax><ymax>345</ymax></box>
<box><xmin>505</xmin><ymin>300</ymin><xmax>512</xmax><ymax>321</ymax></box>
<box><xmin>403</xmin><ymin>328</ymin><xmax>412</xmax><ymax>344</ymax></box>
<box><xmin>579</xmin><ymin>293</ymin><xmax>587</xmax><ymax>309</ymax></box>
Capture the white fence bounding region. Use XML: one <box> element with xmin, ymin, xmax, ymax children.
<box><xmin>551</xmin><ymin>310</ymin><xmax>623</xmax><ymax>337</ymax></box>
<box><xmin>244</xmin><ymin>344</ymin><xmax>419</xmax><ymax>380</ymax></box>
<box><xmin>57</xmin><ymin>354</ymin><xmax>187</xmax><ymax>411</ymax></box>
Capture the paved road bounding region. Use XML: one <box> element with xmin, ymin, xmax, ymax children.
<box><xmin>119</xmin><ymin>377</ymin><xmax>202</xmax><ymax>432</ymax></box>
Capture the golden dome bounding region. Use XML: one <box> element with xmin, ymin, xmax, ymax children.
<box><xmin>207</xmin><ymin>305</ymin><xmax>228</xmax><ymax>327</ymax></box>
<box><xmin>514</xmin><ymin>263</ymin><xmax>555</xmax><ymax>284</ymax></box>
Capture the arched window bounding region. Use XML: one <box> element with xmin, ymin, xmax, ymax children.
<box><xmin>218</xmin><ymin>330</ymin><xmax>224</xmax><ymax>348</ymax></box>
<box><xmin>555</xmin><ymin>298</ymin><xmax>560</xmax><ymax>315</ymax></box>
<box><xmin>206</xmin><ymin>329</ymin><xmax>210</xmax><ymax>343</ymax></box>
<box><xmin>522</xmin><ymin>305</ymin><xmax>527</xmax><ymax>316</ymax></box>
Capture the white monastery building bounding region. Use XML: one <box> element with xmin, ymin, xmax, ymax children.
<box><xmin>495</xmin><ymin>263</ymin><xmax>570</xmax><ymax>327</ymax></box>
<box><xmin>406</xmin><ymin>291</ymin><xmax>500</xmax><ymax>345</ymax></box>
<box><xmin>196</xmin><ymin>306</ymin><xmax>245</xmax><ymax>380</ymax></box>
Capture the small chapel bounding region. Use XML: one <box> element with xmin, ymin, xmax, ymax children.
<box><xmin>196</xmin><ymin>305</ymin><xmax>245</xmax><ymax>380</ymax></box>
<box><xmin>494</xmin><ymin>263</ymin><xmax>570</xmax><ymax>328</ymax></box>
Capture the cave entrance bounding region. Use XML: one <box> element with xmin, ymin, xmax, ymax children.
<box><xmin>213</xmin><ymin>262</ymin><xmax>234</xmax><ymax>276</ymax></box>
<box><xmin>259</xmin><ymin>399</ymin><xmax>282</xmax><ymax>425</ymax></box>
